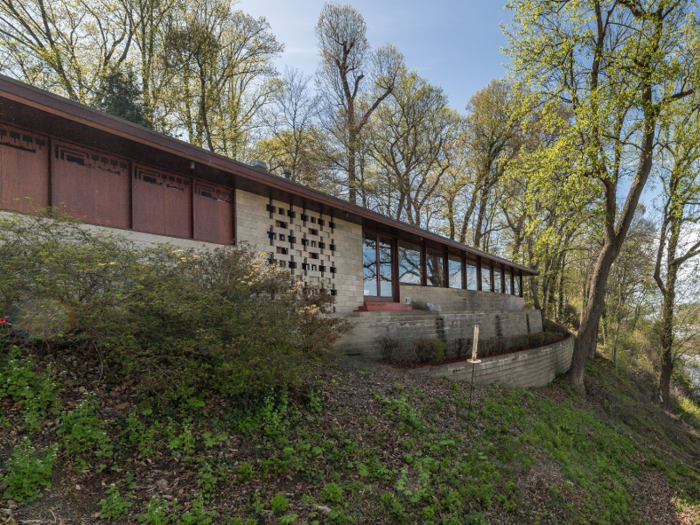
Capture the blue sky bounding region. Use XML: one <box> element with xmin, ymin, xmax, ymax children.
<box><xmin>238</xmin><ymin>0</ymin><xmax>513</xmax><ymax>112</ymax></box>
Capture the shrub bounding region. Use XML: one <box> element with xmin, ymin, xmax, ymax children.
<box><xmin>0</xmin><ymin>213</ymin><xmax>349</xmax><ymax>400</ymax></box>
<box><xmin>2</xmin><ymin>438</ymin><xmax>58</xmax><ymax>502</ymax></box>
<box><xmin>377</xmin><ymin>337</ymin><xmax>401</xmax><ymax>362</ymax></box>
<box><xmin>411</xmin><ymin>338</ymin><xmax>446</xmax><ymax>364</ymax></box>
<box><xmin>453</xmin><ymin>338</ymin><xmax>472</xmax><ymax>359</ymax></box>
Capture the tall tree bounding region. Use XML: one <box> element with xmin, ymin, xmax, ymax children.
<box><xmin>93</xmin><ymin>65</ymin><xmax>153</xmax><ymax>127</ymax></box>
<box><xmin>368</xmin><ymin>72</ymin><xmax>459</xmax><ymax>228</ymax></box>
<box><xmin>654</xmin><ymin>100</ymin><xmax>700</xmax><ymax>409</ymax></box>
<box><xmin>505</xmin><ymin>0</ymin><xmax>700</xmax><ymax>391</ymax></box>
<box><xmin>162</xmin><ymin>0</ymin><xmax>283</xmax><ymax>156</ymax></box>
<box><xmin>315</xmin><ymin>2</ymin><xmax>405</xmax><ymax>204</ymax></box>
<box><xmin>252</xmin><ymin>68</ymin><xmax>329</xmax><ymax>187</ymax></box>
<box><xmin>0</xmin><ymin>0</ymin><xmax>133</xmax><ymax>101</ymax></box>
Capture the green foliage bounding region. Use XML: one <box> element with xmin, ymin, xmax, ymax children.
<box><xmin>321</xmin><ymin>482</ymin><xmax>344</xmax><ymax>503</ymax></box>
<box><xmin>0</xmin><ymin>346</ymin><xmax>61</xmax><ymax>432</ymax></box>
<box><xmin>93</xmin><ymin>65</ymin><xmax>153</xmax><ymax>128</ymax></box>
<box><xmin>2</xmin><ymin>438</ymin><xmax>58</xmax><ymax>502</ymax></box>
<box><xmin>235</xmin><ymin>462</ymin><xmax>255</xmax><ymax>483</ymax></box>
<box><xmin>58</xmin><ymin>395</ymin><xmax>113</xmax><ymax>470</ymax></box>
<box><xmin>410</xmin><ymin>338</ymin><xmax>446</xmax><ymax>364</ymax></box>
<box><xmin>99</xmin><ymin>484</ymin><xmax>134</xmax><ymax>520</ymax></box>
<box><xmin>270</xmin><ymin>492</ymin><xmax>290</xmax><ymax>515</ymax></box>
<box><xmin>136</xmin><ymin>497</ymin><xmax>171</xmax><ymax>525</ymax></box>
<box><xmin>0</xmin><ymin>214</ymin><xmax>347</xmax><ymax>400</ymax></box>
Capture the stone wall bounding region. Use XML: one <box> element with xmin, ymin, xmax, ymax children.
<box><xmin>334</xmin><ymin>309</ymin><xmax>543</xmax><ymax>359</ymax></box>
<box><xmin>235</xmin><ymin>190</ymin><xmax>364</xmax><ymax>313</ymax></box>
<box><xmin>408</xmin><ymin>336</ymin><xmax>573</xmax><ymax>388</ymax></box>
<box><xmin>400</xmin><ymin>285</ymin><xmax>525</xmax><ymax>311</ymax></box>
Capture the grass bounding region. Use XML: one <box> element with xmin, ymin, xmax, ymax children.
<box><xmin>2</xmin><ymin>345</ymin><xmax>700</xmax><ymax>524</ymax></box>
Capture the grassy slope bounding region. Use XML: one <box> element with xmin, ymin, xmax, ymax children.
<box><xmin>3</xmin><ymin>348</ymin><xmax>700</xmax><ymax>525</ymax></box>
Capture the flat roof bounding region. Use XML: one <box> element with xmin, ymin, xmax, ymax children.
<box><xmin>0</xmin><ymin>74</ymin><xmax>538</xmax><ymax>276</ymax></box>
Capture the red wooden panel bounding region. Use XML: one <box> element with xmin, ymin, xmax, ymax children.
<box><xmin>0</xmin><ymin>124</ymin><xmax>49</xmax><ymax>213</ymax></box>
<box><xmin>193</xmin><ymin>181</ymin><xmax>233</xmax><ymax>244</ymax></box>
<box><xmin>52</xmin><ymin>142</ymin><xmax>130</xmax><ymax>228</ymax></box>
<box><xmin>132</xmin><ymin>164</ymin><xmax>191</xmax><ymax>238</ymax></box>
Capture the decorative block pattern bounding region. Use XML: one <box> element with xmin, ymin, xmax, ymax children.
<box><xmin>234</xmin><ymin>189</ymin><xmax>364</xmax><ymax>313</ymax></box>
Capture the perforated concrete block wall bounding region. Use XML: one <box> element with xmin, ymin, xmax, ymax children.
<box><xmin>234</xmin><ymin>189</ymin><xmax>364</xmax><ymax>313</ymax></box>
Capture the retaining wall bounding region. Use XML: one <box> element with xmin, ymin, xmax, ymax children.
<box><xmin>400</xmin><ymin>286</ymin><xmax>524</xmax><ymax>311</ymax></box>
<box><xmin>335</xmin><ymin>309</ymin><xmax>543</xmax><ymax>359</ymax></box>
<box><xmin>408</xmin><ymin>336</ymin><xmax>574</xmax><ymax>388</ymax></box>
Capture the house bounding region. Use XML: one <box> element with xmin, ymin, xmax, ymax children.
<box><xmin>0</xmin><ymin>74</ymin><xmax>541</xmax><ymax>359</ymax></box>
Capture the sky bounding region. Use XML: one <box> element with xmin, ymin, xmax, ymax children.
<box><xmin>237</xmin><ymin>0</ymin><xmax>513</xmax><ymax>113</ymax></box>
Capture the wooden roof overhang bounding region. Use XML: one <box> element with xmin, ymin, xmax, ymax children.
<box><xmin>0</xmin><ymin>74</ymin><xmax>538</xmax><ymax>276</ymax></box>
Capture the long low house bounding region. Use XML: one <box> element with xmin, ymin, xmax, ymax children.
<box><xmin>0</xmin><ymin>75</ymin><xmax>542</xmax><ymax>358</ymax></box>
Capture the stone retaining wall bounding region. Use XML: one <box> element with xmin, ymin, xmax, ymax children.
<box><xmin>335</xmin><ymin>309</ymin><xmax>543</xmax><ymax>359</ymax></box>
<box><xmin>408</xmin><ymin>336</ymin><xmax>574</xmax><ymax>388</ymax></box>
<box><xmin>400</xmin><ymin>286</ymin><xmax>524</xmax><ymax>311</ymax></box>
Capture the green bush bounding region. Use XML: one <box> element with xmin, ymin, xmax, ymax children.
<box><xmin>2</xmin><ymin>438</ymin><xmax>58</xmax><ymax>502</ymax></box>
<box><xmin>0</xmin><ymin>213</ymin><xmax>348</xmax><ymax>400</ymax></box>
<box><xmin>410</xmin><ymin>338</ymin><xmax>446</xmax><ymax>364</ymax></box>
<box><xmin>477</xmin><ymin>332</ymin><xmax>566</xmax><ymax>359</ymax></box>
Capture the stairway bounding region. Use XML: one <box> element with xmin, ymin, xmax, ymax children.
<box><xmin>355</xmin><ymin>301</ymin><xmax>413</xmax><ymax>312</ymax></box>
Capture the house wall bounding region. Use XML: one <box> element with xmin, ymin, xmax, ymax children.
<box><xmin>409</xmin><ymin>335</ymin><xmax>574</xmax><ymax>389</ymax></box>
<box><xmin>234</xmin><ymin>189</ymin><xmax>365</xmax><ymax>313</ymax></box>
<box><xmin>400</xmin><ymin>285</ymin><xmax>525</xmax><ymax>311</ymax></box>
<box><xmin>334</xmin><ymin>309</ymin><xmax>543</xmax><ymax>359</ymax></box>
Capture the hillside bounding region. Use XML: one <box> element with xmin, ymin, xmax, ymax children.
<box><xmin>3</xmin><ymin>346</ymin><xmax>700</xmax><ymax>525</ymax></box>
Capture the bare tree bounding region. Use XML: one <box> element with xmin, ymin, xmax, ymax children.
<box><xmin>315</xmin><ymin>2</ymin><xmax>404</xmax><ymax>204</ymax></box>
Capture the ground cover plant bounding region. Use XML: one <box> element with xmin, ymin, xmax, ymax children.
<box><xmin>3</xmin><ymin>342</ymin><xmax>700</xmax><ymax>524</ymax></box>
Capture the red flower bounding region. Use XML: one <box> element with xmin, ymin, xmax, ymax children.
<box><xmin>0</xmin><ymin>319</ymin><xmax>5</xmax><ymax>324</ymax></box>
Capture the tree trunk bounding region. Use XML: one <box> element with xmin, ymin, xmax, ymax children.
<box><xmin>569</xmin><ymin>239</ymin><xmax>619</xmax><ymax>390</ymax></box>
<box><xmin>659</xmin><ymin>349</ymin><xmax>673</xmax><ymax>410</ymax></box>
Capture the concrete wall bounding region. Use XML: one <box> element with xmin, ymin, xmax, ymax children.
<box><xmin>400</xmin><ymin>285</ymin><xmax>524</xmax><ymax>311</ymax></box>
<box><xmin>235</xmin><ymin>190</ymin><xmax>364</xmax><ymax>313</ymax></box>
<box><xmin>409</xmin><ymin>335</ymin><xmax>574</xmax><ymax>388</ymax></box>
<box><xmin>334</xmin><ymin>309</ymin><xmax>543</xmax><ymax>359</ymax></box>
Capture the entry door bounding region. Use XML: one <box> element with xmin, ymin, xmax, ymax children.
<box><xmin>363</xmin><ymin>231</ymin><xmax>396</xmax><ymax>301</ymax></box>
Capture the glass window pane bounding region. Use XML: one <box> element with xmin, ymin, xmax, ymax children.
<box><xmin>481</xmin><ymin>260</ymin><xmax>491</xmax><ymax>292</ymax></box>
<box><xmin>379</xmin><ymin>238</ymin><xmax>393</xmax><ymax>297</ymax></box>
<box><xmin>427</xmin><ymin>250</ymin><xmax>444</xmax><ymax>287</ymax></box>
<box><xmin>514</xmin><ymin>271</ymin><xmax>521</xmax><ymax>296</ymax></box>
<box><xmin>398</xmin><ymin>242</ymin><xmax>422</xmax><ymax>284</ymax></box>
<box><xmin>505</xmin><ymin>268</ymin><xmax>512</xmax><ymax>295</ymax></box>
<box><xmin>449</xmin><ymin>257</ymin><xmax>462</xmax><ymax>289</ymax></box>
<box><xmin>363</xmin><ymin>234</ymin><xmax>377</xmax><ymax>296</ymax></box>
<box><xmin>494</xmin><ymin>265</ymin><xmax>503</xmax><ymax>293</ymax></box>
<box><xmin>466</xmin><ymin>260</ymin><xmax>478</xmax><ymax>290</ymax></box>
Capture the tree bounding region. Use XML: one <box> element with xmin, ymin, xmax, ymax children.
<box><xmin>461</xmin><ymin>79</ymin><xmax>520</xmax><ymax>249</ymax></box>
<box><xmin>505</xmin><ymin>0</ymin><xmax>700</xmax><ymax>391</ymax></box>
<box><xmin>251</xmin><ymin>68</ymin><xmax>332</xmax><ymax>189</ymax></box>
<box><xmin>654</xmin><ymin>100</ymin><xmax>700</xmax><ymax>409</ymax></box>
<box><xmin>0</xmin><ymin>0</ymin><xmax>133</xmax><ymax>102</ymax></box>
<box><xmin>93</xmin><ymin>66</ymin><xmax>153</xmax><ymax>127</ymax></box>
<box><xmin>368</xmin><ymin>72</ymin><xmax>459</xmax><ymax>228</ymax></box>
<box><xmin>315</xmin><ymin>2</ymin><xmax>405</xmax><ymax>204</ymax></box>
<box><xmin>162</xmin><ymin>0</ymin><xmax>283</xmax><ymax>156</ymax></box>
